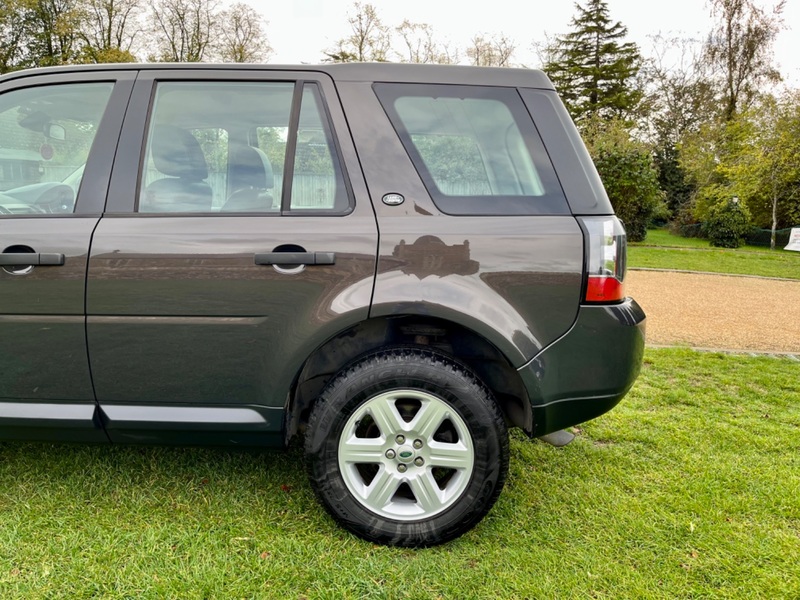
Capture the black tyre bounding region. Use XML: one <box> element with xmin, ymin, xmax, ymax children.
<box><xmin>305</xmin><ymin>347</ymin><xmax>509</xmax><ymax>547</ymax></box>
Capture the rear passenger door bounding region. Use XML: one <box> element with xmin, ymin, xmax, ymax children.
<box><xmin>0</xmin><ymin>72</ymin><xmax>133</xmax><ymax>441</ymax></box>
<box><xmin>86</xmin><ymin>70</ymin><xmax>377</xmax><ymax>445</ymax></box>
<box><xmin>344</xmin><ymin>82</ymin><xmax>585</xmax><ymax>367</ymax></box>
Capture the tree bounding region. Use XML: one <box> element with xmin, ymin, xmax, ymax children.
<box><xmin>642</xmin><ymin>35</ymin><xmax>717</xmax><ymax>214</ymax></box>
<box><xmin>678</xmin><ymin>116</ymin><xmax>744</xmax><ymax>225</ymax></box>
<box><xmin>0</xmin><ymin>0</ymin><xmax>35</xmax><ymax>73</ymax></box>
<box><xmin>543</xmin><ymin>0</ymin><xmax>642</xmax><ymax>122</ymax></box>
<box><xmin>705</xmin><ymin>0</ymin><xmax>784</xmax><ymax>121</ymax></box>
<box><xmin>79</xmin><ymin>0</ymin><xmax>142</xmax><ymax>63</ymax></box>
<box><xmin>218</xmin><ymin>3</ymin><xmax>271</xmax><ymax>63</ymax></box>
<box><xmin>582</xmin><ymin>117</ymin><xmax>665</xmax><ymax>242</ymax></box>
<box><xmin>149</xmin><ymin>0</ymin><xmax>219</xmax><ymax>62</ymax></box>
<box><xmin>643</xmin><ymin>35</ymin><xmax>718</xmax><ymax>147</ymax></box>
<box><xmin>81</xmin><ymin>0</ymin><xmax>143</xmax><ymax>63</ymax></box>
<box><xmin>466</xmin><ymin>33</ymin><xmax>514</xmax><ymax>67</ymax></box>
<box><xmin>25</xmin><ymin>0</ymin><xmax>86</xmax><ymax>67</ymax></box>
<box><xmin>679</xmin><ymin>92</ymin><xmax>800</xmax><ymax>248</ymax></box>
<box><xmin>395</xmin><ymin>20</ymin><xmax>456</xmax><ymax>65</ymax></box>
<box><xmin>325</xmin><ymin>2</ymin><xmax>389</xmax><ymax>63</ymax></box>
<box><xmin>728</xmin><ymin>94</ymin><xmax>800</xmax><ymax>248</ymax></box>
<box><xmin>654</xmin><ymin>144</ymin><xmax>695</xmax><ymax>216</ymax></box>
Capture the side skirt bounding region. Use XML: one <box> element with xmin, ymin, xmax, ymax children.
<box><xmin>0</xmin><ymin>401</ymin><xmax>108</xmax><ymax>443</ymax></box>
<box><xmin>98</xmin><ymin>404</ymin><xmax>286</xmax><ymax>447</ymax></box>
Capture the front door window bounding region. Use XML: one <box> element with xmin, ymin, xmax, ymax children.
<box><xmin>0</xmin><ymin>83</ymin><xmax>113</xmax><ymax>215</ymax></box>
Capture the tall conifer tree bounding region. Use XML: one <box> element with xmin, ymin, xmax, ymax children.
<box><xmin>543</xmin><ymin>0</ymin><xmax>642</xmax><ymax>122</ymax></box>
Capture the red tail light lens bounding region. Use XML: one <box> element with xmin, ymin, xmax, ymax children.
<box><xmin>579</xmin><ymin>217</ymin><xmax>627</xmax><ymax>304</ymax></box>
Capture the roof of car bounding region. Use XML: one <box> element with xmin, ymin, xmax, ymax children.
<box><xmin>0</xmin><ymin>62</ymin><xmax>555</xmax><ymax>89</ymax></box>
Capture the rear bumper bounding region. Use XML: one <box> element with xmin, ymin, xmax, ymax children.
<box><xmin>518</xmin><ymin>298</ymin><xmax>646</xmax><ymax>437</ymax></box>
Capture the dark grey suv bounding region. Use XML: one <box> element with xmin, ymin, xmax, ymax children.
<box><xmin>0</xmin><ymin>63</ymin><xmax>645</xmax><ymax>546</ymax></box>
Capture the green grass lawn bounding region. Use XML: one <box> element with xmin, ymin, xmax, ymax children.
<box><xmin>629</xmin><ymin>229</ymin><xmax>800</xmax><ymax>280</ymax></box>
<box><xmin>633</xmin><ymin>229</ymin><xmax>770</xmax><ymax>251</ymax></box>
<box><xmin>1</xmin><ymin>348</ymin><xmax>798</xmax><ymax>598</ymax></box>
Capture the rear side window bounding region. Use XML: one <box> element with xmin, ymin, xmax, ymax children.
<box><xmin>289</xmin><ymin>84</ymin><xmax>349</xmax><ymax>211</ymax></box>
<box><xmin>138</xmin><ymin>81</ymin><xmax>350</xmax><ymax>214</ymax></box>
<box><xmin>374</xmin><ymin>84</ymin><xmax>568</xmax><ymax>216</ymax></box>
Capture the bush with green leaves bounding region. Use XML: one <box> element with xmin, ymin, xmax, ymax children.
<box><xmin>583</xmin><ymin>118</ymin><xmax>665</xmax><ymax>242</ymax></box>
<box><xmin>668</xmin><ymin>200</ymin><xmax>704</xmax><ymax>238</ymax></box>
<box><xmin>703</xmin><ymin>198</ymin><xmax>752</xmax><ymax>248</ymax></box>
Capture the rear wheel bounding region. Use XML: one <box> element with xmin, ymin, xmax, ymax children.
<box><xmin>304</xmin><ymin>347</ymin><xmax>509</xmax><ymax>547</ymax></box>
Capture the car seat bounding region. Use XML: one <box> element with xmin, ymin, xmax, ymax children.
<box><xmin>143</xmin><ymin>125</ymin><xmax>213</xmax><ymax>212</ymax></box>
<box><xmin>222</xmin><ymin>144</ymin><xmax>275</xmax><ymax>212</ymax></box>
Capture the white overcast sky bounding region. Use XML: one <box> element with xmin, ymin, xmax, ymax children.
<box><xmin>244</xmin><ymin>0</ymin><xmax>800</xmax><ymax>86</ymax></box>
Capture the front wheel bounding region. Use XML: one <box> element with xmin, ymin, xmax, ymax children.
<box><xmin>304</xmin><ymin>348</ymin><xmax>509</xmax><ymax>547</ymax></box>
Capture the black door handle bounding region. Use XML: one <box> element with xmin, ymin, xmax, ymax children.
<box><xmin>254</xmin><ymin>252</ymin><xmax>335</xmax><ymax>266</ymax></box>
<box><xmin>0</xmin><ymin>253</ymin><xmax>65</xmax><ymax>266</ymax></box>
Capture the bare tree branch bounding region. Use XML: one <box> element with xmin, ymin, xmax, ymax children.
<box><xmin>218</xmin><ymin>2</ymin><xmax>272</xmax><ymax>63</ymax></box>
<box><xmin>149</xmin><ymin>0</ymin><xmax>220</xmax><ymax>62</ymax></box>
<box><xmin>705</xmin><ymin>0</ymin><xmax>785</xmax><ymax>120</ymax></box>
<box><xmin>467</xmin><ymin>33</ymin><xmax>515</xmax><ymax>67</ymax></box>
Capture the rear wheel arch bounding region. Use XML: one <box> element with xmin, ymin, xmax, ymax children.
<box><xmin>285</xmin><ymin>315</ymin><xmax>533</xmax><ymax>443</ymax></box>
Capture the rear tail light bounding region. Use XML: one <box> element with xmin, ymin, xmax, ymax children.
<box><xmin>579</xmin><ymin>216</ymin><xmax>627</xmax><ymax>304</ymax></box>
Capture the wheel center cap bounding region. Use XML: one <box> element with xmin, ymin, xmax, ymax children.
<box><xmin>396</xmin><ymin>446</ymin><xmax>415</xmax><ymax>463</ymax></box>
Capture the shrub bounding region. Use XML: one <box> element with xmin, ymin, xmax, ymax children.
<box><xmin>582</xmin><ymin>118</ymin><xmax>666</xmax><ymax>242</ymax></box>
<box><xmin>703</xmin><ymin>198</ymin><xmax>752</xmax><ymax>248</ymax></box>
<box><xmin>669</xmin><ymin>199</ymin><xmax>704</xmax><ymax>238</ymax></box>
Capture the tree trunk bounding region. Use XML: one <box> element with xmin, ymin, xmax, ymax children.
<box><xmin>769</xmin><ymin>173</ymin><xmax>778</xmax><ymax>250</ymax></box>
<box><xmin>771</xmin><ymin>190</ymin><xmax>777</xmax><ymax>251</ymax></box>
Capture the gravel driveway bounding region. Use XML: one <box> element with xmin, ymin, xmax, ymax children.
<box><xmin>626</xmin><ymin>270</ymin><xmax>800</xmax><ymax>354</ymax></box>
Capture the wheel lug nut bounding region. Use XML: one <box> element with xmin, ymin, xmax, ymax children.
<box><xmin>413</xmin><ymin>439</ymin><xmax>423</xmax><ymax>449</ymax></box>
<box><xmin>395</xmin><ymin>434</ymin><xmax>405</xmax><ymax>444</ymax></box>
<box><xmin>397</xmin><ymin>464</ymin><xmax>407</xmax><ymax>473</ymax></box>
<box><xmin>414</xmin><ymin>457</ymin><xmax>424</xmax><ymax>467</ymax></box>
<box><xmin>385</xmin><ymin>449</ymin><xmax>396</xmax><ymax>459</ymax></box>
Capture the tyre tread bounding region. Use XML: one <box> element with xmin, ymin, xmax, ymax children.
<box><xmin>304</xmin><ymin>346</ymin><xmax>509</xmax><ymax>547</ymax></box>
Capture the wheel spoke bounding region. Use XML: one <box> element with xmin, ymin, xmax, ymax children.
<box><xmin>368</xmin><ymin>396</ymin><xmax>405</xmax><ymax>437</ymax></box>
<box><xmin>364</xmin><ymin>467</ymin><xmax>399</xmax><ymax>509</ymax></box>
<box><xmin>410</xmin><ymin>398</ymin><xmax>449</xmax><ymax>440</ymax></box>
<box><xmin>408</xmin><ymin>471</ymin><xmax>443</xmax><ymax>513</ymax></box>
<box><xmin>339</xmin><ymin>437</ymin><xmax>385</xmax><ymax>463</ymax></box>
<box><xmin>427</xmin><ymin>441</ymin><xmax>472</xmax><ymax>469</ymax></box>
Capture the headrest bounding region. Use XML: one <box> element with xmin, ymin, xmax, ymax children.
<box><xmin>229</xmin><ymin>144</ymin><xmax>274</xmax><ymax>190</ymax></box>
<box><xmin>151</xmin><ymin>125</ymin><xmax>208</xmax><ymax>181</ymax></box>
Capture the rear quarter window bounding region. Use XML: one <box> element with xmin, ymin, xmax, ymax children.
<box><xmin>374</xmin><ymin>83</ymin><xmax>569</xmax><ymax>216</ymax></box>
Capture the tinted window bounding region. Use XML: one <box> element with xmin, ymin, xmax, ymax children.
<box><xmin>290</xmin><ymin>84</ymin><xmax>349</xmax><ymax>211</ymax></box>
<box><xmin>519</xmin><ymin>88</ymin><xmax>611</xmax><ymax>214</ymax></box>
<box><xmin>374</xmin><ymin>84</ymin><xmax>568</xmax><ymax>216</ymax></box>
<box><xmin>0</xmin><ymin>83</ymin><xmax>113</xmax><ymax>215</ymax></box>
<box><xmin>138</xmin><ymin>81</ymin><xmax>349</xmax><ymax>214</ymax></box>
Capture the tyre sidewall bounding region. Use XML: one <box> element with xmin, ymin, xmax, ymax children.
<box><xmin>305</xmin><ymin>350</ymin><xmax>507</xmax><ymax>546</ymax></box>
